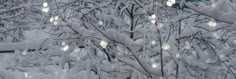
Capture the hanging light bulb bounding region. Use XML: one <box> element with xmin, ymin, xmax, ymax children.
<box><xmin>54</xmin><ymin>16</ymin><xmax>59</xmax><ymax>21</ymax></box>
<box><xmin>98</xmin><ymin>20</ymin><xmax>104</xmax><ymax>25</ymax></box>
<box><xmin>49</xmin><ymin>17</ymin><xmax>54</xmax><ymax>23</ymax></box>
<box><xmin>62</xmin><ymin>45</ymin><xmax>69</xmax><ymax>51</ymax></box>
<box><xmin>100</xmin><ymin>40</ymin><xmax>108</xmax><ymax>48</ymax></box>
<box><xmin>41</xmin><ymin>7</ymin><xmax>49</xmax><ymax>13</ymax></box>
<box><xmin>166</xmin><ymin>1</ymin><xmax>173</xmax><ymax>7</ymax></box>
<box><xmin>162</xmin><ymin>43</ymin><xmax>170</xmax><ymax>50</ymax></box>
<box><xmin>170</xmin><ymin>0</ymin><xmax>176</xmax><ymax>4</ymax></box>
<box><xmin>151</xmin><ymin>19</ymin><xmax>156</xmax><ymax>24</ymax></box>
<box><xmin>151</xmin><ymin>40</ymin><xmax>156</xmax><ymax>45</ymax></box>
<box><xmin>151</xmin><ymin>14</ymin><xmax>157</xmax><ymax>19</ymax></box>
<box><xmin>42</xmin><ymin>2</ymin><xmax>48</xmax><ymax>8</ymax></box>
<box><xmin>208</xmin><ymin>20</ymin><xmax>217</xmax><ymax>27</ymax></box>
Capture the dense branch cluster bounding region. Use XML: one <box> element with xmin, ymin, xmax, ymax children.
<box><xmin>1</xmin><ymin>0</ymin><xmax>236</xmax><ymax>79</ymax></box>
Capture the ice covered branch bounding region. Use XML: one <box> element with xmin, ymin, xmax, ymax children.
<box><xmin>185</xmin><ymin>0</ymin><xmax>236</xmax><ymax>24</ymax></box>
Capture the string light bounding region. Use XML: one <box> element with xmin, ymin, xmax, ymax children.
<box><xmin>62</xmin><ymin>41</ymin><xmax>66</xmax><ymax>46</ymax></box>
<box><xmin>41</xmin><ymin>7</ymin><xmax>49</xmax><ymax>13</ymax></box>
<box><xmin>62</xmin><ymin>45</ymin><xmax>69</xmax><ymax>51</ymax></box>
<box><xmin>49</xmin><ymin>17</ymin><xmax>54</xmax><ymax>23</ymax></box>
<box><xmin>166</xmin><ymin>1</ymin><xmax>173</xmax><ymax>7</ymax></box>
<box><xmin>98</xmin><ymin>20</ymin><xmax>104</xmax><ymax>25</ymax></box>
<box><xmin>162</xmin><ymin>43</ymin><xmax>170</xmax><ymax>50</ymax></box>
<box><xmin>151</xmin><ymin>63</ymin><xmax>159</xmax><ymax>68</ymax></box>
<box><xmin>151</xmin><ymin>14</ymin><xmax>157</xmax><ymax>19</ymax></box>
<box><xmin>41</xmin><ymin>2</ymin><xmax>49</xmax><ymax>13</ymax></box>
<box><xmin>151</xmin><ymin>19</ymin><xmax>156</xmax><ymax>24</ymax></box>
<box><xmin>42</xmin><ymin>2</ymin><xmax>48</xmax><ymax>7</ymax></box>
<box><xmin>176</xmin><ymin>53</ymin><xmax>180</xmax><ymax>58</ymax></box>
<box><xmin>53</xmin><ymin>21</ymin><xmax>58</xmax><ymax>25</ymax></box>
<box><xmin>151</xmin><ymin>40</ymin><xmax>156</xmax><ymax>45</ymax></box>
<box><xmin>100</xmin><ymin>40</ymin><xmax>108</xmax><ymax>48</ymax></box>
<box><xmin>54</xmin><ymin>16</ymin><xmax>59</xmax><ymax>21</ymax></box>
<box><xmin>208</xmin><ymin>20</ymin><xmax>216</xmax><ymax>27</ymax></box>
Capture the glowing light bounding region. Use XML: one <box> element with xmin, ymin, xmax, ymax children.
<box><xmin>208</xmin><ymin>20</ymin><xmax>217</xmax><ymax>27</ymax></box>
<box><xmin>176</xmin><ymin>53</ymin><xmax>180</xmax><ymax>58</ymax></box>
<box><xmin>98</xmin><ymin>20</ymin><xmax>103</xmax><ymax>25</ymax></box>
<box><xmin>53</xmin><ymin>21</ymin><xmax>58</xmax><ymax>25</ymax></box>
<box><xmin>62</xmin><ymin>45</ymin><xmax>69</xmax><ymax>51</ymax></box>
<box><xmin>49</xmin><ymin>17</ymin><xmax>54</xmax><ymax>23</ymax></box>
<box><xmin>42</xmin><ymin>2</ymin><xmax>48</xmax><ymax>7</ymax></box>
<box><xmin>151</xmin><ymin>19</ymin><xmax>156</xmax><ymax>24</ymax></box>
<box><xmin>151</xmin><ymin>40</ymin><xmax>156</xmax><ymax>45</ymax></box>
<box><xmin>54</xmin><ymin>16</ymin><xmax>59</xmax><ymax>21</ymax></box>
<box><xmin>170</xmin><ymin>0</ymin><xmax>176</xmax><ymax>4</ymax></box>
<box><xmin>166</xmin><ymin>1</ymin><xmax>173</xmax><ymax>7</ymax></box>
<box><xmin>151</xmin><ymin>14</ymin><xmax>156</xmax><ymax>19</ymax></box>
<box><xmin>61</xmin><ymin>41</ymin><xmax>66</xmax><ymax>46</ymax></box>
<box><xmin>162</xmin><ymin>43</ymin><xmax>170</xmax><ymax>50</ymax></box>
<box><xmin>100</xmin><ymin>40</ymin><xmax>108</xmax><ymax>48</ymax></box>
<box><xmin>152</xmin><ymin>63</ymin><xmax>159</xmax><ymax>68</ymax></box>
<box><xmin>41</xmin><ymin>7</ymin><xmax>49</xmax><ymax>13</ymax></box>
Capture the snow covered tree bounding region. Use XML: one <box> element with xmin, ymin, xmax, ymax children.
<box><xmin>1</xmin><ymin>0</ymin><xmax>236</xmax><ymax>79</ymax></box>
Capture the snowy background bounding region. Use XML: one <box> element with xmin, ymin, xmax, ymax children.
<box><xmin>1</xmin><ymin>0</ymin><xmax>236</xmax><ymax>79</ymax></box>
